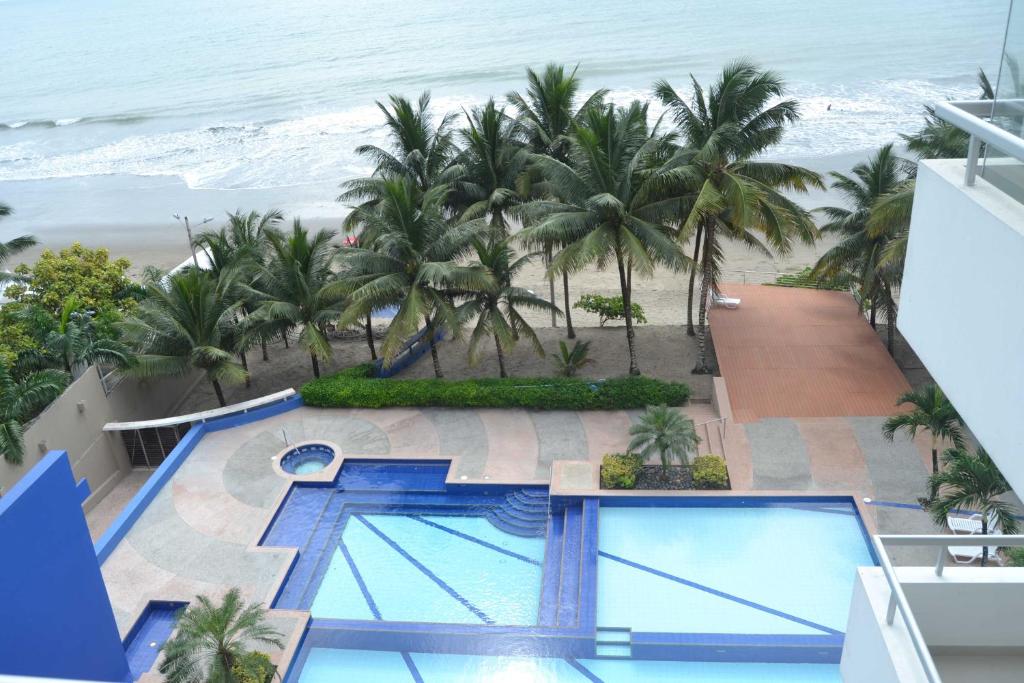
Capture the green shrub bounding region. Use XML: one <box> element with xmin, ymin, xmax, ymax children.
<box><xmin>1006</xmin><ymin>547</ymin><xmax>1024</xmax><ymax>567</ymax></box>
<box><xmin>691</xmin><ymin>454</ymin><xmax>730</xmax><ymax>489</ymax></box>
<box><xmin>600</xmin><ymin>453</ymin><xmax>644</xmax><ymax>489</ymax></box>
<box><xmin>573</xmin><ymin>294</ymin><xmax>647</xmax><ymax>327</ymax></box>
<box><xmin>301</xmin><ymin>363</ymin><xmax>690</xmax><ymax>410</ymax></box>
<box><xmin>767</xmin><ymin>267</ymin><xmax>848</xmax><ymax>291</ymax></box>
<box><xmin>231</xmin><ymin>652</ymin><xmax>275</xmax><ymax>683</ymax></box>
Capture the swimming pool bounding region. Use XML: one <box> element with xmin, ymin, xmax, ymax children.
<box><xmin>261</xmin><ymin>460</ymin><xmax>874</xmax><ymax>682</ymax></box>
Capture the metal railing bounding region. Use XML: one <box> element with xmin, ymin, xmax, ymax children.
<box><xmin>871</xmin><ymin>533</ymin><xmax>1024</xmax><ymax>683</ymax></box>
<box><xmin>934</xmin><ymin>99</ymin><xmax>1024</xmax><ymax>186</ymax></box>
<box><xmin>103</xmin><ymin>388</ymin><xmax>296</xmax><ymax>431</ymax></box>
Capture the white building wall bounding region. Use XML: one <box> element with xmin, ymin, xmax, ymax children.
<box><xmin>899</xmin><ymin>158</ymin><xmax>1024</xmax><ymax>493</ymax></box>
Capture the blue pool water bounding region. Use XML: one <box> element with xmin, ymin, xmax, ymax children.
<box><xmin>263</xmin><ymin>461</ymin><xmax>873</xmax><ymax>682</ymax></box>
<box><xmin>280</xmin><ymin>443</ymin><xmax>336</xmax><ymax>475</ymax></box>
<box><xmin>122</xmin><ymin>601</ymin><xmax>186</xmax><ymax>679</ymax></box>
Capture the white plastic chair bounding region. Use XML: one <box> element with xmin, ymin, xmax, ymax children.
<box><xmin>711</xmin><ymin>291</ymin><xmax>741</xmax><ymax>309</ymax></box>
<box><xmin>947</xmin><ymin>510</ymin><xmax>999</xmax><ymax>535</ymax></box>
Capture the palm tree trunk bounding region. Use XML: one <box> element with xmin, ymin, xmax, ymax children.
<box><xmin>239</xmin><ymin>351</ymin><xmax>250</xmax><ymax>388</ymax></box>
<box><xmin>562</xmin><ymin>271</ymin><xmax>575</xmax><ymax>339</ymax></box>
<box><xmin>693</xmin><ymin>225</ymin><xmax>715</xmax><ymax>374</ymax></box>
<box><xmin>686</xmin><ymin>223</ymin><xmax>703</xmax><ymax>336</ymax></box>
<box><xmin>282</xmin><ymin>331</ymin><xmax>290</xmax><ymax>349</ymax></box>
<box><xmin>310</xmin><ymin>352</ymin><xmax>320</xmax><ymax>379</ymax></box>
<box><xmin>869</xmin><ymin>300</ymin><xmax>877</xmax><ymax>329</ymax></box>
<box><xmin>981</xmin><ymin>517</ymin><xmax>989</xmax><ymax>566</ymax></box>
<box><xmin>425</xmin><ymin>316</ymin><xmax>443</xmax><ymax>378</ymax></box>
<box><xmin>261</xmin><ymin>340</ymin><xmax>269</xmax><ymax>362</ymax></box>
<box><xmin>546</xmin><ymin>244</ymin><xmax>558</xmax><ymax>328</ymax></box>
<box><xmin>494</xmin><ymin>334</ymin><xmax>508</xmax><ymax>378</ymax></box>
<box><xmin>886</xmin><ymin>299</ymin><xmax>896</xmax><ymax>356</ymax></box>
<box><xmin>211</xmin><ymin>379</ymin><xmax>226</xmax><ymax>407</ymax></box>
<box><xmin>365</xmin><ymin>313</ymin><xmax>377</xmax><ymax>360</ymax></box>
<box><xmin>615</xmin><ymin>246</ymin><xmax>640</xmax><ymax>376</ymax></box>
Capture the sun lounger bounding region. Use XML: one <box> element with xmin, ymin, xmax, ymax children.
<box><xmin>947</xmin><ymin>511</ymin><xmax>999</xmax><ymax>535</ymax></box>
<box><xmin>947</xmin><ymin>542</ymin><xmax>1004</xmax><ymax>564</ymax></box>
<box><xmin>711</xmin><ymin>291</ymin><xmax>741</xmax><ymax>309</ymax></box>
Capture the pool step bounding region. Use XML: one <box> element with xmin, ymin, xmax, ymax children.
<box><xmin>593</xmin><ymin>643</ymin><xmax>632</xmax><ymax>659</ymax></box>
<box><xmin>594</xmin><ymin>627</ymin><xmax>632</xmax><ymax>658</ymax></box>
<box><xmin>483</xmin><ymin>489</ymin><xmax>550</xmax><ymax>537</ymax></box>
<box><xmin>556</xmin><ymin>504</ymin><xmax>583</xmax><ymax>626</ymax></box>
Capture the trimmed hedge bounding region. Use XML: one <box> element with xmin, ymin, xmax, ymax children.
<box><xmin>301</xmin><ymin>363</ymin><xmax>690</xmax><ymax>410</ymax></box>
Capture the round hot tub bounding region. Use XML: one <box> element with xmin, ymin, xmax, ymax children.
<box><xmin>279</xmin><ymin>443</ymin><xmax>336</xmax><ymax>475</ymax></box>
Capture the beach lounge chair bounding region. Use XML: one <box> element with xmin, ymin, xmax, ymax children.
<box><xmin>947</xmin><ymin>541</ymin><xmax>1005</xmax><ymax>565</ymax></box>
<box><xmin>711</xmin><ymin>291</ymin><xmax>741</xmax><ymax>309</ymax></box>
<box><xmin>947</xmin><ymin>510</ymin><xmax>999</xmax><ymax>535</ymax></box>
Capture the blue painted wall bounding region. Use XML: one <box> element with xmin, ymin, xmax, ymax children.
<box><xmin>0</xmin><ymin>451</ymin><xmax>130</xmax><ymax>682</ymax></box>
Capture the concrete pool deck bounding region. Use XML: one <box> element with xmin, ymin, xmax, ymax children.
<box><xmin>96</xmin><ymin>402</ymin><xmax>944</xmax><ymax>646</ymax></box>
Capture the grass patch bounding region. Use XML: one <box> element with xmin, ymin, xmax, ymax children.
<box><xmin>301</xmin><ymin>363</ymin><xmax>690</xmax><ymax>410</ymax></box>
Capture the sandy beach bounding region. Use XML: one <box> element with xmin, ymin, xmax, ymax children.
<box><xmin>3</xmin><ymin>149</ymin><xmax>866</xmax><ymax>325</ymax></box>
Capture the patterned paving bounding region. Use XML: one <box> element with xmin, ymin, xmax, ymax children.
<box><xmin>710</xmin><ymin>284</ymin><xmax>912</xmax><ymax>422</ymax></box>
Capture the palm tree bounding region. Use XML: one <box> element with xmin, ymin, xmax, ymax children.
<box><xmin>927</xmin><ymin>447</ymin><xmax>1018</xmax><ymax>566</ymax></box>
<box><xmin>550</xmin><ymin>339</ymin><xmax>594</xmax><ymax>377</ymax></box>
<box><xmin>195</xmin><ymin>209</ymin><xmax>284</xmax><ymax>365</ymax></box>
<box><xmin>509</xmin><ymin>64</ymin><xmax>607</xmax><ymax>337</ymax></box>
<box><xmin>339</xmin><ymin>92</ymin><xmax>461</xmax><ymax>219</ymax></box>
<box><xmin>811</xmin><ymin>144</ymin><xmax>914</xmax><ymax>352</ymax></box>
<box><xmin>520</xmin><ymin>101</ymin><xmax>686</xmax><ymax>375</ymax></box>
<box><xmin>628</xmin><ymin>404</ymin><xmax>701</xmax><ymax>476</ymax></box>
<box><xmin>40</xmin><ymin>297</ymin><xmax>130</xmax><ymax>377</ymax></box>
<box><xmin>119</xmin><ymin>270</ymin><xmax>247</xmax><ymax>407</ymax></box>
<box><xmin>462</xmin><ymin>237</ymin><xmax>559</xmax><ymax>377</ymax></box>
<box><xmin>450</xmin><ymin>99</ymin><xmax>530</xmax><ymax>234</ymax></box>
<box><xmin>247</xmin><ymin>220</ymin><xmax>344</xmax><ymax>379</ymax></box>
<box><xmin>655</xmin><ymin>61</ymin><xmax>822</xmax><ymax>371</ymax></box>
<box><xmin>0</xmin><ymin>203</ymin><xmax>37</xmax><ymax>288</ymax></box>
<box><xmin>0</xmin><ymin>363</ymin><xmax>68</xmax><ymax>465</ymax></box>
<box><xmin>159</xmin><ymin>588</ymin><xmax>284</xmax><ymax>683</ymax></box>
<box><xmin>883</xmin><ymin>384</ymin><xmax>965</xmax><ymax>474</ymax></box>
<box><xmin>340</xmin><ymin>178</ymin><xmax>492</xmax><ymax>377</ymax></box>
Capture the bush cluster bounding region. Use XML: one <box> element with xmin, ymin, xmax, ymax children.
<box><xmin>692</xmin><ymin>454</ymin><xmax>730</xmax><ymax>489</ymax></box>
<box><xmin>231</xmin><ymin>652</ymin><xmax>275</xmax><ymax>683</ymax></box>
<box><xmin>600</xmin><ymin>452</ymin><xmax>644</xmax><ymax>489</ymax></box>
<box><xmin>573</xmin><ymin>294</ymin><xmax>647</xmax><ymax>327</ymax></box>
<box><xmin>301</xmin><ymin>363</ymin><xmax>690</xmax><ymax>410</ymax></box>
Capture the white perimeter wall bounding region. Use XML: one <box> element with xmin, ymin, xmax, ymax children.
<box><xmin>899</xmin><ymin>159</ymin><xmax>1024</xmax><ymax>494</ymax></box>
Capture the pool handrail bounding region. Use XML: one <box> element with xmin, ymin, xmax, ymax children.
<box><xmin>102</xmin><ymin>388</ymin><xmax>296</xmax><ymax>431</ymax></box>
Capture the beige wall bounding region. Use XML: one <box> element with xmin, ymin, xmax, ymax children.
<box><xmin>0</xmin><ymin>367</ymin><xmax>202</xmax><ymax>509</ymax></box>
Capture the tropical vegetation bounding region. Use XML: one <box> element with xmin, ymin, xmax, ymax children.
<box><xmin>0</xmin><ymin>363</ymin><xmax>68</xmax><ymax>465</ymax></box>
<box><xmin>159</xmin><ymin>588</ymin><xmax>283</xmax><ymax>683</ymax></box>
<box><xmin>549</xmin><ymin>339</ymin><xmax>594</xmax><ymax>377</ymax></box>
<box><xmin>628</xmin><ymin>404</ymin><xmax>701</xmax><ymax>475</ymax></box>
<box><xmin>925</xmin><ymin>447</ymin><xmax>1018</xmax><ymax>566</ymax></box>
<box><xmin>882</xmin><ymin>384</ymin><xmax>965</xmax><ymax>474</ymax></box>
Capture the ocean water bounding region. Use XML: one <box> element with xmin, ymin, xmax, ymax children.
<box><xmin>0</xmin><ymin>0</ymin><xmax>1011</xmax><ymax>232</ymax></box>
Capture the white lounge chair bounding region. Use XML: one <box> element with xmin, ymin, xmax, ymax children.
<box><xmin>947</xmin><ymin>541</ymin><xmax>1004</xmax><ymax>565</ymax></box>
<box><xmin>947</xmin><ymin>510</ymin><xmax>999</xmax><ymax>535</ymax></box>
<box><xmin>711</xmin><ymin>291</ymin><xmax>741</xmax><ymax>309</ymax></box>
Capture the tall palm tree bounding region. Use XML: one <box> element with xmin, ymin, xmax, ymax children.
<box><xmin>0</xmin><ymin>203</ymin><xmax>37</xmax><ymax>288</ymax></box>
<box><xmin>119</xmin><ymin>270</ymin><xmax>246</xmax><ymax>407</ymax></box>
<box><xmin>509</xmin><ymin>64</ymin><xmax>607</xmax><ymax>337</ymax></box>
<box><xmin>247</xmin><ymin>221</ymin><xmax>344</xmax><ymax>379</ymax></box>
<box><xmin>339</xmin><ymin>92</ymin><xmax>461</xmax><ymax>220</ymax></box>
<box><xmin>450</xmin><ymin>99</ymin><xmax>529</xmax><ymax>234</ymax></box>
<box><xmin>463</xmin><ymin>237</ymin><xmax>560</xmax><ymax>377</ymax></box>
<box><xmin>883</xmin><ymin>384</ymin><xmax>965</xmax><ymax>474</ymax></box>
<box><xmin>195</xmin><ymin>209</ymin><xmax>284</xmax><ymax>365</ymax></box>
<box><xmin>628</xmin><ymin>404</ymin><xmax>701</xmax><ymax>476</ymax></box>
<box><xmin>655</xmin><ymin>61</ymin><xmax>822</xmax><ymax>371</ymax></box>
<box><xmin>520</xmin><ymin>101</ymin><xmax>686</xmax><ymax>376</ymax></box>
<box><xmin>811</xmin><ymin>144</ymin><xmax>914</xmax><ymax>352</ymax></box>
<box><xmin>0</xmin><ymin>363</ymin><xmax>68</xmax><ymax>465</ymax></box>
<box><xmin>340</xmin><ymin>178</ymin><xmax>492</xmax><ymax>377</ymax></box>
<box><xmin>159</xmin><ymin>588</ymin><xmax>284</xmax><ymax>683</ymax></box>
<box><xmin>927</xmin><ymin>447</ymin><xmax>1018</xmax><ymax>566</ymax></box>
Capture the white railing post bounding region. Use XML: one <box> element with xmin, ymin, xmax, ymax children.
<box><xmin>935</xmin><ymin>547</ymin><xmax>946</xmax><ymax>576</ymax></box>
<box><xmin>965</xmin><ymin>133</ymin><xmax>981</xmax><ymax>186</ymax></box>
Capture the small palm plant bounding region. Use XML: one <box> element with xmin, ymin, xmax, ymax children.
<box><xmin>39</xmin><ymin>297</ymin><xmax>130</xmax><ymax>377</ymax></box>
<box><xmin>159</xmin><ymin>588</ymin><xmax>284</xmax><ymax>683</ymax></box>
<box><xmin>0</xmin><ymin>363</ymin><xmax>69</xmax><ymax>465</ymax></box>
<box><xmin>883</xmin><ymin>384</ymin><xmax>965</xmax><ymax>474</ymax></box>
<box><xmin>927</xmin><ymin>447</ymin><xmax>1018</xmax><ymax>566</ymax></box>
<box><xmin>550</xmin><ymin>340</ymin><xmax>594</xmax><ymax>377</ymax></box>
<box><xmin>628</xmin><ymin>405</ymin><xmax>701</xmax><ymax>477</ymax></box>
<box><xmin>0</xmin><ymin>203</ymin><xmax>37</xmax><ymax>287</ymax></box>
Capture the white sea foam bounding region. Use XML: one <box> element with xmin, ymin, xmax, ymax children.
<box><xmin>0</xmin><ymin>79</ymin><xmax>980</xmax><ymax>191</ymax></box>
